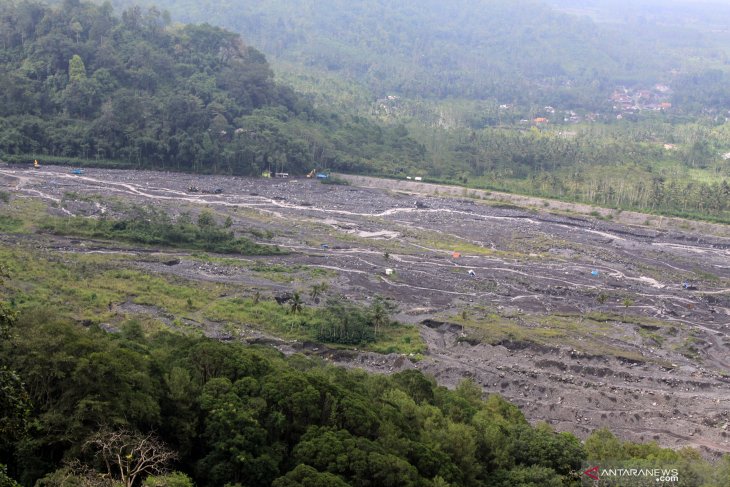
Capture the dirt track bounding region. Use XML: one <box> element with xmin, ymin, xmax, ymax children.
<box><xmin>2</xmin><ymin>164</ymin><xmax>730</xmax><ymax>454</ymax></box>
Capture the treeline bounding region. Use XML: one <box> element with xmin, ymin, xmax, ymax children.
<box><xmin>409</xmin><ymin>122</ymin><xmax>730</xmax><ymax>221</ymax></box>
<box><xmin>0</xmin><ymin>0</ymin><xmax>425</xmax><ymax>175</ymax></box>
<box><xmin>3</xmin><ymin>296</ymin><xmax>730</xmax><ymax>487</ymax></box>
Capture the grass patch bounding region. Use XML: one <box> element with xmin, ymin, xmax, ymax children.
<box><xmin>426</xmin><ymin>238</ymin><xmax>495</xmax><ymax>256</ymax></box>
<box><xmin>637</xmin><ymin>327</ymin><xmax>665</xmax><ymax>346</ymax></box>
<box><xmin>0</xmin><ymin>197</ymin><xmax>47</xmax><ymax>232</ymax></box>
<box><xmin>0</xmin><ymin>245</ymin><xmax>420</xmax><ymax>355</ymax></box>
<box><xmin>0</xmin><ymin>248</ymin><xmax>218</xmax><ymax>322</ymax></box>
<box><xmin>693</xmin><ymin>270</ymin><xmax>720</xmax><ymax>282</ymax></box>
<box><xmin>250</xmin><ymin>262</ymin><xmax>301</xmax><ymax>273</ymax></box>
<box><xmin>403</xmin><ymin>225</ymin><xmax>514</xmax><ymax>257</ymax></box>
<box><xmin>0</xmin><ymin>215</ymin><xmax>23</xmax><ymax>232</ymax></box>
<box><xmin>367</xmin><ymin>324</ymin><xmax>425</xmax><ymax>355</ymax></box>
<box><xmin>447</xmin><ymin>308</ymin><xmax>671</xmax><ymax>363</ymax></box>
<box><xmin>449</xmin><ymin>309</ymin><xmax>568</xmax><ymax>346</ymax></box>
<box><xmin>39</xmin><ymin>206</ymin><xmax>281</xmax><ymax>255</ymax></box>
<box><xmin>319</xmin><ymin>175</ymin><xmax>350</xmax><ymax>185</ymax></box>
<box><xmin>207</xmin><ymin>295</ymin><xmax>424</xmax><ymax>354</ymax></box>
<box><xmin>62</xmin><ymin>191</ymin><xmax>105</xmax><ymax>203</ymax></box>
<box><xmin>485</xmin><ymin>202</ymin><xmax>523</xmax><ymax>210</ymax></box>
<box><xmin>578</xmin><ymin>311</ymin><xmax>671</xmax><ymax>328</ymax></box>
<box><xmin>676</xmin><ymin>336</ymin><xmax>702</xmax><ymax>360</ymax></box>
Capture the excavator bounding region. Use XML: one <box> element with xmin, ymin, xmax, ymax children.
<box><xmin>306</xmin><ymin>169</ymin><xmax>316</xmax><ymax>178</ymax></box>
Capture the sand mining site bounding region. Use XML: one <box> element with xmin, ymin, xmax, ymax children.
<box><xmin>1</xmin><ymin>164</ymin><xmax>730</xmax><ymax>454</ymax></box>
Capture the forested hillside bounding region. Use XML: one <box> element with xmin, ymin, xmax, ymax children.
<box><xmin>1</xmin><ymin>303</ymin><xmax>582</xmax><ymax>486</ymax></box>
<box><xmin>3</xmin><ymin>290</ymin><xmax>730</xmax><ymax>486</ymax></box>
<box><xmin>107</xmin><ymin>0</ymin><xmax>729</xmax><ymax>111</ymax></box>
<box><xmin>548</xmin><ymin>0</ymin><xmax>730</xmax><ymax>30</ymax></box>
<box><xmin>0</xmin><ymin>0</ymin><xmax>425</xmax><ymax>174</ymax></box>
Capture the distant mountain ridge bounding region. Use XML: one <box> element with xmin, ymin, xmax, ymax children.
<box><xmin>547</xmin><ymin>0</ymin><xmax>730</xmax><ymax>29</ymax></box>
<box><xmin>106</xmin><ymin>0</ymin><xmax>725</xmax><ymax>108</ymax></box>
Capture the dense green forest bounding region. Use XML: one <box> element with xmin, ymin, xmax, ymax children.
<box><xmin>0</xmin><ymin>0</ymin><xmax>425</xmax><ymax>175</ymax></box>
<box><xmin>105</xmin><ymin>0</ymin><xmax>730</xmax><ymax>112</ymax></box>
<box><xmin>2</xmin><ymin>266</ymin><xmax>730</xmax><ymax>487</ymax></box>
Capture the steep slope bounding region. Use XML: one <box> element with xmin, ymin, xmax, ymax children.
<box><xmin>0</xmin><ymin>0</ymin><xmax>426</xmax><ymax>174</ymax></box>
<box><xmin>107</xmin><ymin>0</ymin><xmax>720</xmax><ymax>107</ymax></box>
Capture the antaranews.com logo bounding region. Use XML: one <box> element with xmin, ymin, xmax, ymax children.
<box><xmin>581</xmin><ymin>463</ymin><xmax>680</xmax><ymax>486</ymax></box>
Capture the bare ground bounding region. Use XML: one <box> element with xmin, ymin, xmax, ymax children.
<box><xmin>2</xmin><ymin>164</ymin><xmax>730</xmax><ymax>454</ymax></box>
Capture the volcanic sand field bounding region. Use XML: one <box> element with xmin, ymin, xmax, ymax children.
<box><xmin>2</xmin><ymin>164</ymin><xmax>730</xmax><ymax>454</ymax></box>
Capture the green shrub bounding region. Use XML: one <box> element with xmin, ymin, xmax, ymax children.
<box><xmin>143</xmin><ymin>472</ymin><xmax>195</xmax><ymax>487</ymax></box>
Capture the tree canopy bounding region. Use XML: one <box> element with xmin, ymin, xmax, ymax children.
<box><xmin>0</xmin><ymin>0</ymin><xmax>426</xmax><ymax>175</ymax></box>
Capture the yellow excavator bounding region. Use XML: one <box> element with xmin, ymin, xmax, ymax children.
<box><xmin>306</xmin><ymin>169</ymin><xmax>316</xmax><ymax>178</ymax></box>
<box><xmin>33</xmin><ymin>159</ymin><xmax>40</xmax><ymax>168</ymax></box>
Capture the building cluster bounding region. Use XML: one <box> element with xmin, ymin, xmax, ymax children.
<box><xmin>611</xmin><ymin>84</ymin><xmax>672</xmax><ymax>118</ymax></box>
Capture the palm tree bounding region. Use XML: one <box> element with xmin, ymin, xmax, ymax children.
<box><xmin>369</xmin><ymin>296</ymin><xmax>391</xmax><ymax>338</ymax></box>
<box><xmin>309</xmin><ymin>283</ymin><xmax>328</xmax><ymax>303</ymax></box>
<box><xmin>290</xmin><ymin>292</ymin><xmax>303</xmax><ymax>315</ymax></box>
